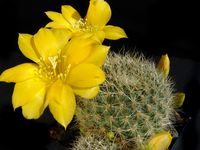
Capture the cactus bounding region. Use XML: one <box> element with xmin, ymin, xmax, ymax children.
<box><xmin>72</xmin><ymin>134</ymin><xmax>118</xmax><ymax>150</ymax></box>
<box><xmin>75</xmin><ymin>52</ymin><xmax>177</xmax><ymax>149</ymax></box>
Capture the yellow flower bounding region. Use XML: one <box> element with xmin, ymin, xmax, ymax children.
<box><xmin>45</xmin><ymin>0</ymin><xmax>127</xmax><ymax>42</ymax></box>
<box><xmin>157</xmin><ymin>54</ymin><xmax>170</xmax><ymax>79</ymax></box>
<box><xmin>0</xmin><ymin>28</ymin><xmax>109</xmax><ymax>129</ymax></box>
<box><xmin>145</xmin><ymin>131</ymin><xmax>172</xmax><ymax>150</ymax></box>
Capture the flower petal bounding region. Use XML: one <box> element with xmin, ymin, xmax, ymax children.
<box><xmin>22</xmin><ymin>92</ymin><xmax>47</xmax><ymax>119</ymax></box>
<box><xmin>68</xmin><ymin>63</ymin><xmax>105</xmax><ymax>88</ymax></box>
<box><xmin>63</xmin><ymin>36</ymin><xmax>97</xmax><ymax>66</ymax></box>
<box><xmin>73</xmin><ymin>86</ymin><xmax>99</xmax><ymax>99</ymax></box>
<box><xmin>47</xmin><ymin>80</ymin><xmax>76</xmax><ymax>129</ymax></box>
<box><xmin>0</xmin><ymin>63</ymin><xmax>38</xmax><ymax>83</ymax></box>
<box><xmin>86</xmin><ymin>0</ymin><xmax>111</xmax><ymax>27</ymax></box>
<box><xmin>18</xmin><ymin>33</ymin><xmax>39</xmax><ymax>62</ymax></box>
<box><xmin>45</xmin><ymin>11</ymin><xmax>70</xmax><ymax>28</ymax></box>
<box><xmin>61</xmin><ymin>5</ymin><xmax>81</xmax><ymax>26</ymax></box>
<box><xmin>84</xmin><ymin>45</ymin><xmax>110</xmax><ymax>66</ymax></box>
<box><xmin>92</xmin><ymin>31</ymin><xmax>105</xmax><ymax>43</ymax></box>
<box><xmin>103</xmin><ymin>25</ymin><xmax>128</xmax><ymax>40</ymax></box>
<box><xmin>12</xmin><ymin>78</ymin><xmax>46</xmax><ymax>110</ymax></box>
<box><xmin>51</xmin><ymin>29</ymin><xmax>71</xmax><ymax>50</ymax></box>
<box><xmin>46</xmin><ymin>21</ymin><xmax>69</xmax><ymax>29</ymax></box>
<box><xmin>33</xmin><ymin>28</ymin><xmax>70</xmax><ymax>61</ymax></box>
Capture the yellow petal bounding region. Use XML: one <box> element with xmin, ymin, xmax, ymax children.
<box><xmin>92</xmin><ymin>31</ymin><xmax>105</xmax><ymax>43</ymax></box>
<box><xmin>174</xmin><ymin>92</ymin><xmax>185</xmax><ymax>108</ymax></box>
<box><xmin>12</xmin><ymin>78</ymin><xmax>46</xmax><ymax>110</ymax></box>
<box><xmin>68</xmin><ymin>63</ymin><xmax>105</xmax><ymax>88</ymax></box>
<box><xmin>33</xmin><ymin>28</ymin><xmax>58</xmax><ymax>60</ymax></box>
<box><xmin>33</xmin><ymin>28</ymin><xmax>70</xmax><ymax>61</ymax></box>
<box><xmin>86</xmin><ymin>0</ymin><xmax>111</xmax><ymax>27</ymax></box>
<box><xmin>45</xmin><ymin>11</ymin><xmax>70</xmax><ymax>28</ymax></box>
<box><xmin>157</xmin><ymin>54</ymin><xmax>170</xmax><ymax>79</ymax></box>
<box><xmin>22</xmin><ymin>92</ymin><xmax>47</xmax><ymax>119</ymax></box>
<box><xmin>18</xmin><ymin>33</ymin><xmax>39</xmax><ymax>62</ymax></box>
<box><xmin>84</xmin><ymin>45</ymin><xmax>110</xmax><ymax>66</ymax></box>
<box><xmin>61</xmin><ymin>5</ymin><xmax>81</xmax><ymax>26</ymax></box>
<box><xmin>73</xmin><ymin>86</ymin><xmax>99</xmax><ymax>99</ymax></box>
<box><xmin>103</xmin><ymin>25</ymin><xmax>128</xmax><ymax>40</ymax></box>
<box><xmin>63</xmin><ymin>36</ymin><xmax>97</xmax><ymax>66</ymax></box>
<box><xmin>46</xmin><ymin>21</ymin><xmax>69</xmax><ymax>29</ymax></box>
<box><xmin>0</xmin><ymin>63</ymin><xmax>38</xmax><ymax>83</ymax></box>
<box><xmin>47</xmin><ymin>80</ymin><xmax>76</xmax><ymax>129</ymax></box>
<box><xmin>51</xmin><ymin>28</ymin><xmax>71</xmax><ymax>49</ymax></box>
<box><xmin>147</xmin><ymin>131</ymin><xmax>172</xmax><ymax>150</ymax></box>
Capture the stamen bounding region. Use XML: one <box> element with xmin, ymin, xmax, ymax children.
<box><xmin>48</xmin><ymin>56</ymin><xmax>58</xmax><ymax>69</ymax></box>
<box><xmin>37</xmin><ymin>54</ymin><xmax>72</xmax><ymax>83</ymax></box>
<box><xmin>72</xmin><ymin>18</ymin><xmax>98</xmax><ymax>32</ymax></box>
<box><xmin>73</xmin><ymin>18</ymin><xmax>86</xmax><ymax>29</ymax></box>
<box><xmin>65</xmin><ymin>64</ymin><xmax>72</xmax><ymax>76</ymax></box>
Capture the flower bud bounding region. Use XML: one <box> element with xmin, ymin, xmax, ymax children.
<box><xmin>147</xmin><ymin>131</ymin><xmax>172</xmax><ymax>150</ymax></box>
<box><xmin>157</xmin><ymin>54</ymin><xmax>170</xmax><ymax>79</ymax></box>
<box><xmin>174</xmin><ymin>92</ymin><xmax>185</xmax><ymax>108</ymax></box>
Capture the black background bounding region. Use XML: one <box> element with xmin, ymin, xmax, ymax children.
<box><xmin>0</xmin><ymin>0</ymin><xmax>200</xmax><ymax>149</ymax></box>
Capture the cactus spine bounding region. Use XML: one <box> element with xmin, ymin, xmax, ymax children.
<box><xmin>75</xmin><ymin>52</ymin><xmax>176</xmax><ymax>149</ymax></box>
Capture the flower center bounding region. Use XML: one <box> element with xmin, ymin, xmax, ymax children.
<box><xmin>72</xmin><ymin>18</ymin><xmax>98</xmax><ymax>32</ymax></box>
<box><xmin>37</xmin><ymin>55</ymin><xmax>71</xmax><ymax>83</ymax></box>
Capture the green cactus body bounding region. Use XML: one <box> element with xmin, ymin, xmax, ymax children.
<box><xmin>75</xmin><ymin>52</ymin><xmax>176</xmax><ymax>149</ymax></box>
<box><xmin>72</xmin><ymin>134</ymin><xmax>118</xmax><ymax>150</ymax></box>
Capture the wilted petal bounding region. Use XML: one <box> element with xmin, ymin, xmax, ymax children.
<box><xmin>84</xmin><ymin>45</ymin><xmax>110</xmax><ymax>66</ymax></box>
<box><xmin>103</xmin><ymin>25</ymin><xmax>128</xmax><ymax>40</ymax></box>
<box><xmin>0</xmin><ymin>63</ymin><xmax>38</xmax><ymax>83</ymax></box>
<box><xmin>86</xmin><ymin>0</ymin><xmax>111</xmax><ymax>27</ymax></box>
<box><xmin>12</xmin><ymin>78</ymin><xmax>46</xmax><ymax>110</ymax></box>
<box><xmin>73</xmin><ymin>86</ymin><xmax>99</xmax><ymax>99</ymax></box>
<box><xmin>47</xmin><ymin>80</ymin><xmax>76</xmax><ymax>129</ymax></box>
<box><xmin>68</xmin><ymin>63</ymin><xmax>105</xmax><ymax>88</ymax></box>
<box><xmin>18</xmin><ymin>34</ymin><xmax>39</xmax><ymax>62</ymax></box>
<box><xmin>61</xmin><ymin>5</ymin><xmax>81</xmax><ymax>26</ymax></box>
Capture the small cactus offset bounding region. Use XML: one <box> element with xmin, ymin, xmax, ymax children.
<box><xmin>75</xmin><ymin>52</ymin><xmax>177</xmax><ymax>149</ymax></box>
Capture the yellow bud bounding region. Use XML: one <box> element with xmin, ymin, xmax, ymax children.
<box><xmin>106</xmin><ymin>131</ymin><xmax>115</xmax><ymax>141</ymax></box>
<box><xmin>157</xmin><ymin>54</ymin><xmax>170</xmax><ymax>79</ymax></box>
<box><xmin>147</xmin><ymin>131</ymin><xmax>172</xmax><ymax>150</ymax></box>
<box><xmin>174</xmin><ymin>92</ymin><xmax>185</xmax><ymax>108</ymax></box>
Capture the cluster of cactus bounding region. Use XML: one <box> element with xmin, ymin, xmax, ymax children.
<box><xmin>74</xmin><ymin>52</ymin><xmax>177</xmax><ymax>149</ymax></box>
